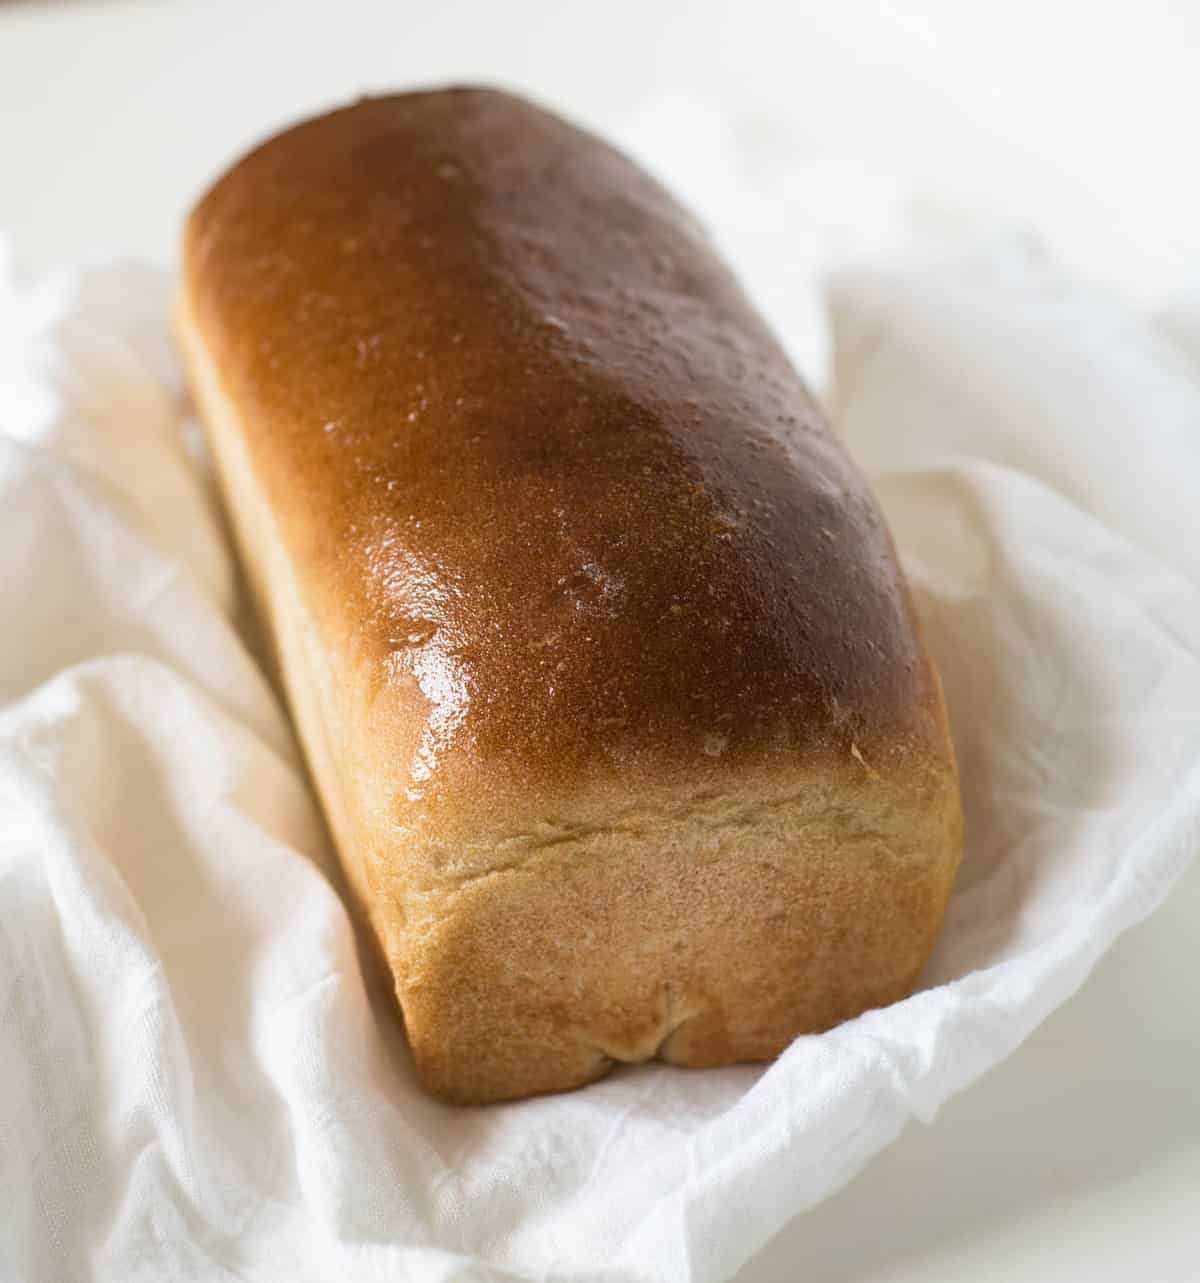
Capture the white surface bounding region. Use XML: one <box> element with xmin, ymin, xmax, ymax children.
<box><xmin>1</xmin><ymin>3</ymin><xmax>1198</xmax><ymax>1281</ymax></box>
<box><xmin>3</xmin><ymin>0</ymin><xmax>1200</xmax><ymax>301</ymax></box>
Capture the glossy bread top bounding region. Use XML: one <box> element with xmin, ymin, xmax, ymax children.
<box><xmin>183</xmin><ymin>87</ymin><xmax>942</xmax><ymax>831</ymax></box>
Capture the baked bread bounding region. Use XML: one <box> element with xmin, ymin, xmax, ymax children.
<box><xmin>177</xmin><ymin>87</ymin><xmax>962</xmax><ymax>1104</ymax></box>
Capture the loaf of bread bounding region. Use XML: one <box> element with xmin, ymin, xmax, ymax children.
<box><xmin>177</xmin><ymin>88</ymin><xmax>962</xmax><ymax>1104</ymax></box>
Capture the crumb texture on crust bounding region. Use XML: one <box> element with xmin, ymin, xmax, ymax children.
<box><xmin>179</xmin><ymin>87</ymin><xmax>963</xmax><ymax>1104</ymax></box>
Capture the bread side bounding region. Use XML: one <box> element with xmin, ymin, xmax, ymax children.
<box><xmin>396</xmin><ymin>770</ymin><xmax>960</xmax><ymax>1102</ymax></box>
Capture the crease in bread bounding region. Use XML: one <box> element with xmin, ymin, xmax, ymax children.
<box><xmin>178</xmin><ymin>86</ymin><xmax>962</xmax><ymax>1104</ymax></box>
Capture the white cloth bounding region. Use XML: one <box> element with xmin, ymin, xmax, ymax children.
<box><xmin>1</xmin><ymin>208</ymin><xmax>1198</xmax><ymax>1280</ymax></box>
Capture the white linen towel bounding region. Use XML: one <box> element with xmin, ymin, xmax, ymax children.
<box><xmin>1</xmin><ymin>177</ymin><xmax>1197</xmax><ymax>1280</ymax></box>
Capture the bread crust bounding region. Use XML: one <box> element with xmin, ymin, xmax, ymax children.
<box><xmin>178</xmin><ymin>87</ymin><xmax>962</xmax><ymax>1103</ymax></box>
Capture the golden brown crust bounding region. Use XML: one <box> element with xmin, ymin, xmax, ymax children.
<box><xmin>179</xmin><ymin>87</ymin><xmax>962</xmax><ymax>1103</ymax></box>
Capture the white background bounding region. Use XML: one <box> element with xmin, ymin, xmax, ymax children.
<box><xmin>2</xmin><ymin>2</ymin><xmax>1198</xmax><ymax>1280</ymax></box>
